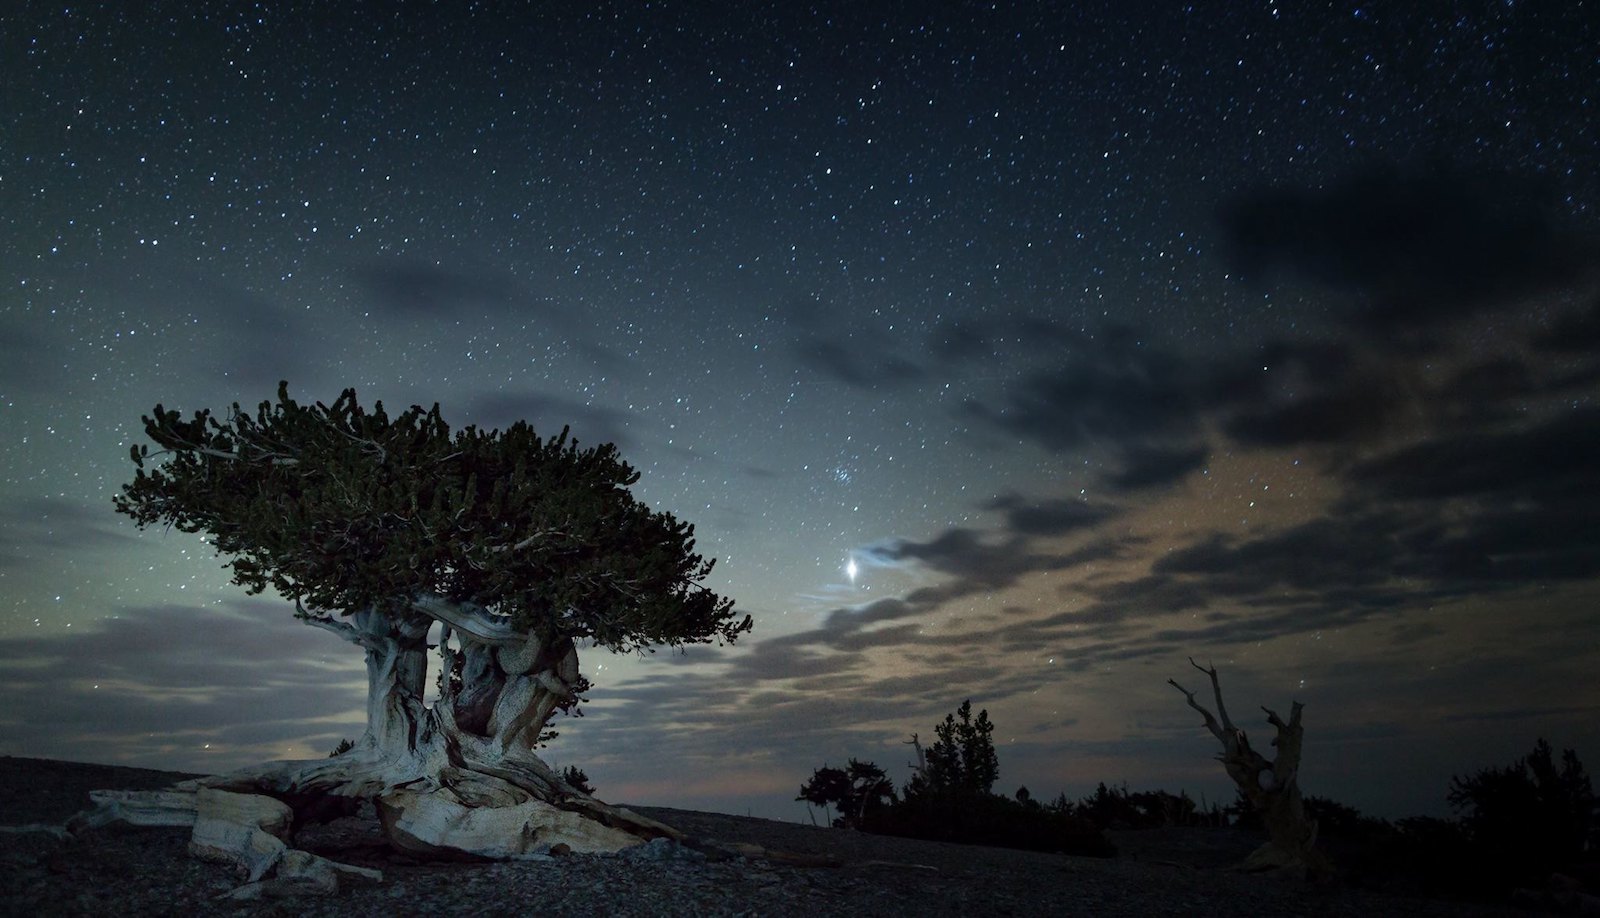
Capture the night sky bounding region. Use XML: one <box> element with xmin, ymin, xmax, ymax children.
<box><xmin>4</xmin><ymin>2</ymin><xmax>1599</xmax><ymax>822</ymax></box>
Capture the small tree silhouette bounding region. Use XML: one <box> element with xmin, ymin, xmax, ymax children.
<box><xmin>905</xmin><ymin>700</ymin><xmax>998</xmax><ymax>798</ymax></box>
<box><xmin>797</xmin><ymin>759</ymin><xmax>895</xmax><ymax>829</ymax></box>
<box><xmin>560</xmin><ymin>765</ymin><xmax>597</xmax><ymax>796</ymax></box>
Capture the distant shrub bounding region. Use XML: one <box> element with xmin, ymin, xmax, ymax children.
<box><xmin>1449</xmin><ymin>739</ymin><xmax>1598</xmax><ymax>887</ymax></box>
<box><xmin>562</xmin><ymin>765</ymin><xmax>597</xmax><ymax>796</ymax></box>
<box><xmin>797</xmin><ymin>759</ymin><xmax>896</xmax><ymax>829</ymax></box>
<box><xmin>1301</xmin><ymin>794</ymin><xmax>1389</xmax><ymax>841</ymax></box>
<box><xmin>865</xmin><ymin>789</ymin><xmax>1116</xmax><ymax>858</ymax></box>
<box><xmin>327</xmin><ymin>738</ymin><xmax>354</xmax><ymax>757</ymax></box>
<box><xmin>1074</xmin><ymin>782</ymin><xmax>1220</xmax><ymax>830</ymax></box>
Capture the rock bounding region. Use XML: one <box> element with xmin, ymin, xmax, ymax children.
<box><xmin>621</xmin><ymin>837</ymin><xmax>707</xmax><ymax>862</ymax></box>
<box><xmin>378</xmin><ymin>789</ymin><xmax>647</xmax><ymax>859</ymax></box>
<box><xmin>188</xmin><ymin>788</ymin><xmax>293</xmax><ymax>882</ymax></box>
<box><xmin>0</xmin><ymin>823</ymin><xmax>70</xmax><ymax>841</ymax></box>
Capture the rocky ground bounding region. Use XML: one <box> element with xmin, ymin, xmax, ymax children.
<box><xmin>0</xmin><ymin>756</ymin><xmax>1539</xmax><ymax>916</ymax></box>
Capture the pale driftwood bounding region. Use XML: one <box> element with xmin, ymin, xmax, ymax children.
<box><xmin>66</xmin><ymin>789</ymin><xmax>197</xmax><ymax>831</ymax></box>
<box><xmin>188</xmin><ymin>788</ymin><xmax>294</xmax><ymax>881</ymax></box>
<box><xmin>379</xmin><ymin>790</ymin><xmax>645</xmax><ymax>858</ymax></box>
<box><xmin>1168</xmin><ymin>657</ymin><xmax>1332</xmax><ymax>880</ymax></box>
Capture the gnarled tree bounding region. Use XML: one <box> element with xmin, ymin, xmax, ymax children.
<box><xmin>81</xmin><ymin>382</ymin><xmax>753</xmax><ymax>889</ymax></box>
<box><xmin>1168</xmin><ymin>658</ymin><xmax>1333</xmax><ymax>880</ymax></box>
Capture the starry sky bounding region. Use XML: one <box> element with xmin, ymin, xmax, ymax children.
<box><xmin>3</xmin><ymin>1</ymin><xmax>1599</xmax><ymax>823</ymax></box>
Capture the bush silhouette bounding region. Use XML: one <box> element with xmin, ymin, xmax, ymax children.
<box><xmin>864</xmin><ymin>787</ymin><xmax>1115</xmax><ymax>857</ymax></box>
<box><xmin>807</xmin><ymin>701</ymin><xmax>1115</xmax><ymax>857</ymax></box>
<box><xmin>1449</xmin><ymin>739</ymin><xmax>1598</xmax><ymax>886</ymax></box>
<box><xmin>797</xmin><ymin>759</ymin><xmax>895</xmax><ymax>829</ymax></box>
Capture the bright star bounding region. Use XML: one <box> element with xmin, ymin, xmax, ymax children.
<box><xmin>846</xmin><ymin>556</ymin><xmax>858</xmax><ymax>583</ymax></box>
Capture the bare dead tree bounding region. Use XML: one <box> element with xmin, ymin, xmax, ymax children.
<box><xmin>1168</xmin><ymin>657</ymin><xmax>1332</xmax><ymax>879</ymax></box>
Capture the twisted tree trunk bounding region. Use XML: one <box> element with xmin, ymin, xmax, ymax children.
<box><xmin>1168</xmin><ymin>657</ymin><xmax>1333</xmax><ymax>880</ymax></box>
<box><xmin>68</xmin><ymin>594</ymin><xmax>692</xmax><ymax>895</ymax></box>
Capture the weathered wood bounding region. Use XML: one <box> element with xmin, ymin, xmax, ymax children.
<box><xmin>1169</xmin><ymin>658</ymin><xmax>1333</xmax><ymax>880</ymax></box>
<box><xmin>65</xmin><ymin>593</ymin><xmax>707</xmax><ymax>890</ymax></box>
<box><xmin>378</xmin><ymin>789</ymin><xmax>646</xmax><ymax>858</ymax></box>
<box><xmin>188</xmin><ymin>788</ymin><xmax>294</xmax><ymax>882</ymax></box>
<box><xmin>66</xmin><ymin>789</ymin><xmax>197</xmax><ymax>831</ymax></box>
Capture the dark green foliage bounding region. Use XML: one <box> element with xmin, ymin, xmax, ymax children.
<box><xmin>1227</xmin><ymin>785</ymin><xmax>1263</xmax><ymax>831</ymax></box>
<box><xmin>1301</xmin><ymin>794</ymin><xmax>1387</xmax><ymax>840</ymax></box>
<box><xmin>327</xmin><ymin>738</ymin><xmax>354</xmax><ymax>758</ymax></box>
<box><xmin>1448</xmin><ymin>738</ymin><xmax>1598</xmax><ymax>883</ymax></box>
<box><xmin>561</xmin><ymin>765</ymin><xmax>596</xmax><ymax>795</ymax></box>
<box><xmin>1298</xmin><ymin>745</ymin><xmax>1599</xmax><ymax>901</ymax></box>
<box><xmin>864</xmin><ymin>789</ymin><xmax>1116</xmax><ymax>858</ymax></box>
<box><xmin>1074</xmin><ymin>782</ymin><xmax>1218</xmax><ymax>830</ymax></box>
<box><xmin>115</xmin><ymin>382</ymin><xmax>749</xmax><ymax>652</ymax></box>
<box><xmin>807</xmin><ymin>702</ymin><xmax>1115</xmax><ymax>857</ymax></box>
<box><xmin>797</xmin><ymin>759</ymin><xmax>896</xmax><ymax>830</ymax></box>
<box><xmin>906</xmin><ymin>699</ymin><xmax>998</xmax><ymax>798</ymax></box>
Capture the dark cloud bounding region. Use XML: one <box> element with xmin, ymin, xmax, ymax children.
<box><xmin>0</xmin><ymin>496</ymin><xmax>137</xmax><ymax>557</ymax></box>
<box><xmin>964</xmin><ymin>328</ymin><xmax>1198</xmax><ymax>450</ymax></box>
<box><xmin>986</xmin><ymin>493</ymin><xmax>1117</xmax><ymax>536</ymax></box>
<box><xmin>1220</xmin><ymin>167</ymin><xmax>1596</xmax><ymax>332</ymax></box>
<box><xmin>1105</xmin><ymin>443</ymin><xmax>1209</xmax><ymax>489</ymax></box>
<box><xmin>1345</xmin><ymin>407</ymin><xmax>1600</xmax><ymax>504</ymax></box>
<box><xmin>927</xmin><ymin>316</ymin><xmax>1083</xmax><ymax>365</ymax></box>
<box><xmin>1153</xmin><ymin>518</ymin><xmax>1406</xmax><ymax>598</ymax></box>
<box><xmin>352</xmin><ymin>260</ymin><xmax>524</xmax><ymax>318</ymax></box>
<box><xmin>0</xmin><ymin>320</ymin><xmax>62</xmax><ymax>393</ymax></box>
<box><xmin>0</xmin><ymin>601</ymin><xmax>364</xmax><ymax>770</ymax></box>
<box><xmin>1222</xmin><ymin>372</ymin><xmax>1408</xmax><ymax>447</ymax></box>
<box><xmin>959</xmin><ymin>324</ymin><xmax>1208</xmax><ymax>492</ymax></box>
<box><xmin>792</xmin><ymin>339</ymin><xmax>928</xmax><ymax>389</ymax></box>
<box><xmin>1533</xmin><ymin>297</ymin><xmax>1600</xmax><ymax>354</ymax></box>
<box><xmin>197</xmin><ymin>284</ymin><xmax>329</xmax><ymax>390</ymax></box>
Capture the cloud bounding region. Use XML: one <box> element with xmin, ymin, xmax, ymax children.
<box><xmin>352</xmin><ymin>259</ymin><xmax>524</xmax><ymax>318</ymax></box>
<box><xmin>0</xmin><ymin>496</ymin><xmax>137</xmax><ymax>557</ymax></box>
<box><xmin>0</xmin><ymin>496</ymin><xmax>139</xmax><ymax>575</ymax></box>
<box><xmin>985</xmin><ymin>493</ymin><xmax>1117</xmax><ymax>537</ymax></box>
<box><xmin>1221</xmin><ymin>370</ymin><xmax>1408</xmax><ymax>448</ymax></box>
<box><xmin>792</xmin><ymin>339</ymin><xmax>928</xmax><ymax>389</ymax></box>
<box><xmin>0</xmin><ymin>320</ymin><xmax>63</xmax><ymax>393</ymax></box>
<box><xmin>1534</xmin><ymin>296</ymin><xmax>1600</xmax><ymax>354</ymax></box>
<box><xmin>0</xmin><ymin>600</ymin><xmax>365</xmax><ymax>770</ymax></box>
<box><xmin>958</xmin><ymin>324</ymin><xmax>1210</xmax><ymax>491</ymax></box>
<box><xmin>1220</xmin><ymin>166</ymin><xmax>1597</xmax><ymax>334</ymax></box>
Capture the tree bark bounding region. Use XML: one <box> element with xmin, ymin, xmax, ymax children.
<box><xmin>1168</xmin><ymin>657</ymin><xmax>1333</xmax><ymax>880</ymax></box>
<box><xmin>69</xmin><ymin>595</ymin><xmax>701</xmax><ymax>895</ymax></box>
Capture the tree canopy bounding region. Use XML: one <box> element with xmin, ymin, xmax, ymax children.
<box><xmin>908</xmin><ymin>699</ymin><xmax>999</xmax><ymax>798</ymax></box>
<box><xmin>797</xmin><ymin>759</ymin><xmax>895</xmax><ymax>829</ymax></box>
<box><xmin>115</xmin><ymin>381</ymin><xmax>749</xmax><ymax>652</ymax></box>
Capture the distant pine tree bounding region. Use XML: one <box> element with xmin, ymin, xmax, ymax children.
<box><xmin>561</xmin><ymin>765</ymin><xmax>597</xmax><ymax>796</ymax></box>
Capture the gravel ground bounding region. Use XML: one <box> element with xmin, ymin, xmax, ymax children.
<box><xmin>0</xmin><ymin>756</ymin><xmax>1536</xmax><ymax>917</ymax></box>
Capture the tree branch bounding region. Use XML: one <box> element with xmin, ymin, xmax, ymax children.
<box><xmin>1187</xmin><ymin>656</ymin><xmax>1237</xmax><ymax>733</ymax></box>
<box><xmin>294</xmin><ymin>599</ymin><xmax>372</xmax><ymax>648</ymax></box>
<box><xmin>1167</xmin><ymin>675</ymin><xmax>1226</xmax><ymax>744</ymax></box>
<box><xmin>409</xmin><ymin>593</ymin><xmax>524</xmax><ymax>646</ymax></box>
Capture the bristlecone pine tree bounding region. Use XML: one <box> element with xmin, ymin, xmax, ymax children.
<box><xmin>77</xmin><ymin>382</ymin><xmax>754</xmax><ymax>889</ymax></box>
<box><xmin>1168</xmin><ymin>657</ymin><xmax>1333</xmax><ymax>880</ymax></box>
